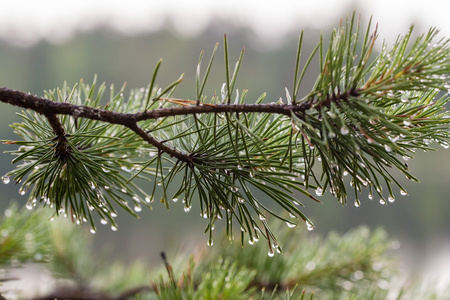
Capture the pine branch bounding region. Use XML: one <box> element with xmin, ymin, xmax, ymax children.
<box><xmin>1</xmin><ymin>14</ymin><xmax>450</xmax><ymax>247</ymax></box>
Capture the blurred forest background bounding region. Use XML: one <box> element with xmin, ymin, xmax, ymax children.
<box><xmin>0</xmin><ymin>1</ymin><xmax>449</xmax><ymax>285</ymax></box>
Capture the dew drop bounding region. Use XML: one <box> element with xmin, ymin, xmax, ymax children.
<box><xmin>328</xmin><ymin>131</ymin><xmax>336</xmax><ymax>138</ymax></box>
<box><xmin>184</xmin><ymin>206</ymin><xmax>191</xmax><ymax>213</ymax></box>
<box><xmin>268</xmin><ymin>249</ymin><xmax>275</xmax><ymax>257</ymax></box>
<box><xmin>289</xmin><ymin>212</ymin><xmax>297</xmax><ymax>218</ymax></box>
<box><xmin>309</xmin><ymin>144</ymin><xmax>315</xmax><ymax>150</ymax></box>
<box><xmin>343</xmin><ymin>170</ymin><xmax>349</xmax><ymax>177</ymax></box>
<box><xmin>340</xmin><ymin>126</ymin><xmax>349</xmax><ymax>135</ymax></box>
<box><xmin>157</xmin><ymin>182</ymin><xmax>162</xmax><ymax>187</ymax></box>
<box><xmin>401</xmin><ymin>98</ymin><xmax>408</xmax><ymax>103</ymax></box>
<box><xmin>379</xmin><ymin>199</ymin><xmax>386</xmax><ymax>205</ymax></box>
<box><xmin>286</xmin><ymin>222</ymin><xmax>296</xmax><ymax>228</ymax></box>
<box><xmin>111</xmin><ymin>212</ymin><xmax>118</xmax><ymax>218</ymax></box>
<box><xmin>440</xmin><ymin>141</ymin><xmax>449</xmax><ymax>149</ymax></box>
<box><xmin>90</xmin><ymin>228</ymin><xmax>96</xmax><ymax>234</ymax></box>
<box><xmin>384</xmin><ymin>144</ymin><xmax>392</xmax><ymax>152</ymax></box>
<box><xmin>315</xmin><ymin>187</ymin><xmax>323</xmax><ymax>196</ymax></box>
<box><xmin>207</xmin><ymin>238</ymin><xmax>213</xmax><ymax>247</ymax></box>
<box><xmin>293</xmin><ymin>200</ymin><xmax>300</xmax><ymax>206</ymax></box>
<box><xmin>19</xmin><ymin>188</ymin><xmax>26</xmax><ymax>196</ymax></box>
<box><xmin>2</xmin><ymin>175</ymin><xmax>10</xmax><ymax>184</ymax></box>
<box><xmin>259</xmin><ymin>214</ymin><xmax>267</xmax><ymax>221</ymax></box>
<box><xmin>145</xmin><ymin>196</ymin><xmax>153</xmax><ymax>203</ymax></box>
<box><xmin>26</xmin><ymin>202</ymin><xmax>33</xmax><ymax>210</ymax></box>
<box><xmin>388</xmin><ymin>196</ymin><xmax>395</xmax><ymax>203</ymax></box>
<box><xmin>400</xmin><ymin>190</ymin><xmax>408</xmax><ymax>196</ymax></box>
<box><xmin>111</xmin><ymin>225</ymin><xmax>118</xmax><ymax>231</ymax></box>
<box><xmin>403</xmin><ymin>120</ymin><xmax>411</xmax><ymax>126</ymax></box>
<box><xmin>121</xmin><ymin>188</ymin><xmax>127</xmax><ymax>194</ymax></box>
<box><xmin>306</xmin><ymin>220</ymin><xmax>314</xmax><ymax>231</ymax></box>
<box><xmin>402</xmin><ymin>155</ymin><xmax>410</xmax><ymax>161</ymax></box>
<box><xmin>134</xmin><ymin>205</ymin><xmax>142</xmax><ymax>212</ymax></box>
<box><xmin>100</xmin><ymin>219</ymin><xmax>108</xmax><ymax>225</ymax></box>
<box><xmin>354</xmin><ymin>200</ymin><xmax>360</xmax><ymax>207</ymax></box>
<box><xmin>237</xmin><ymin>198</ymin><xmax>245</xmax><ymax>204</ymax></box>
<box><xmin>237</xmin><ymin>165</ymin><xmax>243</xmax><ymax>170</ymax></box>
<box><xmin>368</xmin><ymin>193</ymin><xmax>373</xmax><ymax>200</ymax></box>
<box><xmin>172</xmin><ymin>198</ymin><xmax>178</xmax><ymax>203</ymax></box>
<box><xmin>249</xmin><ymin>239</ymin><xmax>254</xmax><ymax>245</ymax></box>
<box><xmin>102</xmin><ymin>167</ymin><xmax>110</xmax><ymax>173</ymax></box>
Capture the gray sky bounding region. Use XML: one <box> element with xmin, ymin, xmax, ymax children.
<box><xmin>1</xmin><ymin>0</ymin><xmax>449</xmax><ymax>46</ymax></box>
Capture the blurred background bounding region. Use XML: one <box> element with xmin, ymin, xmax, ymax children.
<box><xmin>0</xmin><ymin>0</ymin><xmax>449</xmax><ymax>287</ymax></box>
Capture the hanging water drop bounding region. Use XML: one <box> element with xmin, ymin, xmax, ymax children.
<box><xmin>400</xmin><ymin>190</ymin><xmax>408</xmax><ymax>196</ymax></box>
<box><xmin>402</xmin><ymin>155</ymin><xmax>410</xmax><ymax>161</ymax></box>
<box><xmin>90</xmin><ymin>228</ymin><xmax>96</xmax><ymax>234</ymax></box>
<box><xmin>306</xmin><ymin>220</ymin><xmax>314</xmax><ymax>231</ymax></box>
<box><xmin>111</xmin><ymin>225</ymin><xmax>118</xmax><ymax>231</ymax></box>
<box><xmin>403</xmin><ymin>120</ymin><xmax>411</xmax><ymax>126</ymax></box>
<box><xmin>259</xmin><ymin>214</ymin><xmax>267</xmax><ymax>221</ymax></box>
<box><xmin>249</xmin><ymin>239</ymin><xmax>254</xmax><ymax>245</ymax></box>
<box><xmin>388</xmin><ymin>195</ymin><xmax>395</xmax><ymax>203</ymax></box>
<box><xmin>379</xmin><ymin>199</ymin><xmax>386</xmax><ymax>205</ymax></box>
<box><xmin>134</xmin><ymin>205</ymin><xmax>142</xmax><ymax>212</ymax></box>
<box><xmin>207</xmin><ymin>238</ymin><xmax>213</xmax><ymax>247</ymax></box>
<box><xmin>384</xmin><ymin>144</ymin><xmax>392</xmax><ymax>152</ymax></box>
<box><xmin>102</xmin><ymin>167</ymin><xmax>110</xmax><ymax>173</ymax></box>
<box><xmin>19</xmin><ymin>188</ymin><xmax>26</xmax><ymax>196</ymax></box>
<box><xmin>354</xmin><ymin>200</ymin><xmax>360</xmax><ymax>207</ymax></box>
<box><xmin>157</xmin><ymin>182</ymin><xmax>162</xmax><ymax>187</ymax></box>
<box><xmin>100</xmin><ymin>219</ymin><xmax>108</xmax><ymax>225</ymax></box>
<box><xmin>2</xmin><ymin>175</ymin><xmax>10</xmax><ymax>184</ymax></box>
<box><xmin>368</xmin><ymin>193</ymin><xmax>373</xmax><ymax>200</ymax></box>
<box><xmin>237</xmin><ymin>198</ymin><xmax>245</xmax><ymax>204</ymax></box>
<box><xmin>172</xmin><ymin>198</ymin><xmax>178</xmax><ymax>203</ymax></box>
<box><xmin>26</xmin><ymin>202</ymin><xmax>33</xmax><ymax>210</ymax></box>
<box><xmin>315</xmin><ymin>187</ymin><xmax>323</xmax><ymax>196</ymax></box>
<box><xmin>340</xmin><ymin>126</ymin><xmax>349</xmax><ymax>135</ymax></box>
<box><xmin>286</xmin><ymin>222</ymin><xmax>296</xmax><ymax>228</ymax></box>
<box><xmin>237</xmin><ymin>165</ymin><xmax>243</xmax><ymax>170</ymax></box>
<box><xmin>328</xmin><ymin>131</ymin><xmax>336</xmax><ymax>138</ymax></box>
<box><xmin>343</xmin><ymin>170</ymin><xmax>349</xmax><ymax>177</ymax></box>
<box><xmin>440</xmin><ymin>141</ymin><xmax>449</xmax><ymax>149</ymax></box>
<box><xmin>401</xmin><ymin>98</ymin><xmax>408</xmax><ymax>103</ymax></box>
<box><xmin>184</xmin><ymin>205</ymin><xmax>191</xmax><ymax>213</ymax></box>
<box><xmin>268</xmin><ymin>249</ymin><xmax>275</xmax><ymax>257</ymax></box>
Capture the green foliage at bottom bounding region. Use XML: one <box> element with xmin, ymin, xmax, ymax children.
<box><xmin>0</xmin><ymin>205</ymin><xmax>448</xmax><ymax>299</ymax></box>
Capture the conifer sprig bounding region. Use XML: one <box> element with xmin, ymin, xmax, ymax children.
<box><xmin>0</xmin><ymin>14</ymin><xmax>449</xmax><ymax>248</ymax></box>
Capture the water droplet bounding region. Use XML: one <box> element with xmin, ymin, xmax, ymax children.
<box><xmin>379</xmin><ymin>199</ymin><xmax>386</xmax><ymax>205</ymax></box>
<box><xmin>388</xmin><ymin>195</ymin><xmax>395</xmax><ymax>203</ymax></box>
<box><xmin>111</xmin><ymin>225</ymin><xmax>118</xmax><ymax>231</ymax></box>
<box><xmin>184</xmin><ymin>205</ymin><xmax>191</xmax><ymax>212</ymax></box>
<box><xmin>26</xmin><ymin>202</ymin><xmax>33</xmax><ymax>210</ymax></box>
<box><xmin>286</xmin><ymin>222</ymin><xmax>296</xmax><ymax>228</ymax></box>
<box><xmin>306</xmin><ymin>220</ymin><xmax>314</xmax><ymax>231</ymax></box>
<box><xmin>102</xmin><ymin>167</ymin><xmax>110</xmax><ymax>173</ymax></box>
<box><xmin>289</xmin><ymin>212</ymin><xmax>297</xmax><ymax>218</ymax></box>
<box><xmin>237</xmin><ymin>165</ymin><xmax>243</xmax><ymax>170</ymax></box>
<box><xmin>157</xmin><ymin>182</ymin><xmax>162</xmax><ymax>186</ymax></box>
<box><xmin>100</xmin><ymin>219</ymin><xmax>108</xmax><ymax>225</ymax></box>
<box><xmin>315</xmin><ymin>187</ymin><xmax>323</xmax><ymax>196</ymax></box>
<box><xmin>403</xmin><ymin>120</ymin><xmax>411</xmax><ymax>126</ymax></box>
<box><xmin>207</xmin><ymin>238</ymin><xmax>213</xmax><ymax>246</ymax></box>
<box><xmin>249</xmin><ymin>239</ymin><xmax>254</xmax><ymax>245</ymax></box>
<box><xmin>2</xmin><ymin>175</ymin><xmax>10</xmax><ymax>184</ymax></box>
<box><xmin>401</xmin><ymin>98</ymin><xmax>408</xmax><ymax>103</ymax></box>
<box><xmin>354</xmin><ymin>200</ymin><xmax>360</xmax><ymax>207</ymax></box>
<box><xmin>328</xmin><ymin>131</ymin><xmax>336</xmax><ymax>138</ymax></box>
<box><xmin>19</xmin><ymin>188</ymin><xmax>26</xmax><ymax>196</ymax></box>
<box><xmin>121</xmin><ymin>188</ymin><xmax>127</xmax><ymax>193</ymax></box>
<box><xmin>134</xmin><ymin>205</ymin><xmax>142</xmax><ymax>212</ymax></box>
<box><xmin>400</xmin><ymin>190</ymin><xmax>408</xmax><ymax>196</ymax></box>
<box><xmin>111</xmin><ymin>212</ymin><xmax>117</xmax><ymax>218</ymax></box>
<box><xmin>145</xmin><ymin>196</ymin><xmax>153</xmax><ymax>203</ymax></box>
<box><xmin>384</xmin><ymin>144</ymin><xmax>392</xmax><ymax>152</ymax></box>
<box><xmin>309</xmin><ymin>144</ymin><xmax>315</xmax><ymax>150</ymax></box>
<box><xmin>172</xmin><ymin>198</ymin><xmax>178</xmax><ymax>203</ymax></box>
<box><xmin>343</xmin><ymin>170</ymin><xmax>349</xmax><ymax>177</ymax></box>
<box><xmin>259</xmin><ymin>214</ymin><xmax>266</xmax><ymax>221</ymax></box>
<box><xmin>440</xmin><ymin>141</ymin><xmax>449</xmax><ymax>149</ymax></box>
<box><xmin>237</xmin><ymin>198</ymin><xmax>245</xmax><ymax>204</ymax></box>
<box><xmin>90</xmin><ymin>228</ymin><xmax>96</xmax><ymax>234</ymax></box>
<box><xmin>89</xmin><ymin>182</ymin><xmax>96</xmax><ymax>189</ymax></box>
<box><xmin>368</xmin><ymin>193</ymin><xmax>373</xmax><ymax>200</ymax></box>
<box><xmin>268</xmin><ymin>249</ymin><xmax>275</xmax><ymax>257</ymax></box>
<box><xmin>402</xmin><ymin>155</ymin><xmax>410</xmax><ymax>161</ymax></box>
<box><xmin>340</xmin><ymin>126</ymin><xmax>349</xmax><ymax>135</ymax></box>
